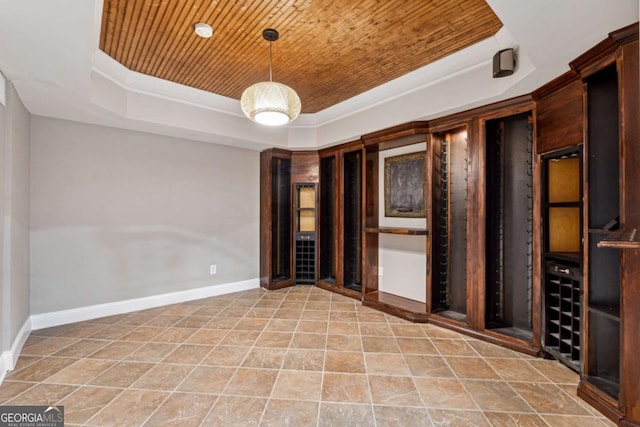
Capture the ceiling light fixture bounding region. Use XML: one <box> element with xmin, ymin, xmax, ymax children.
<box><xmin>194</xmin><ymin>23</ymin><xmax>213</xmax><ymax>38</ymax></box>
<box><xmin>240</xmin><ymin>29</ymin><xmax>301</xmax><ymax>126</ymax></box>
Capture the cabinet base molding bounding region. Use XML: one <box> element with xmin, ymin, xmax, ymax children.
<box><xmin>362</xmin><ymin>291</ymin><xmax>429</xmax><ymax>322</ymax></box>
<box><xmin>315</xmin><ymin>282</ymin><xmax>362</xmax><ymax>301</ymax></box>
<box><xmin>577</xmin><ymin>380</ymin><xmax>622</xmax><ymax>425</ymax></box>
<box><xmin>428</xmin><ymin>316</ymin><xmax>540</xmax><ymax>357</ymax></box>
<box><xmin>261</xmin><ymin>280</ymin><xmax>294</xmax><ymax>291</ymax></box>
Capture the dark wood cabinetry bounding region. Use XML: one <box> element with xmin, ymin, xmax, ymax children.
<box><xmin>260</xmin><ymin>150</ymin><xmax>319</xmax><ymax>290</ymax></box>
<box><xmin>361</xmin><ymin>123</ymin><xmax>430</xmax><ymax>321</ymax></box>
<box><xmin>584</xmin><ymin>63</ymin><xmax>621</xmax><ymax>400</ymax></box>
<box><xmin>294</xmin><ymin>183</ymin><xmax>317</xmax><ymax>284</ymax></box>
<box><xmin>484</xmin><ymin>112</ymin><xmax>534</xmax><ymax>341</ymax></box>
<box><xmin>544</xmin><ymin>259</ymin><xmax>582</xmax><ymax>368</ymax></box>
<box><xmin>342</xmin><ymin>148</ymin><xmax>363</xmax><ymax>293</ymax></box>
<box><xmin>541</xmin><ymin>147</ymin><xmax>583</xmax><ymax>372</ymax></box>
<box><xmin>431</xmin><ymin>126</ymin><xmax>469</xmax><ymax>323</ymax></box>
<box><xmin>571</xmin><ymin>27</ymin><xmax>640</xmax><ymax>424</ymax></box>
<box><xmin>260</xmin><ymin>149</ymin><xmax>293</xmax><ymax>290</ymax></box>
<box><xmin>259</xmin><ymin>21</ymin><xmax>639</xmax><ymax>426</ymax></box>
<box><xmin>534</xmin><ymin>23</ymin><xmax>639</xmax><ymax>426</ymax></box>
<box><xmin>318</xmin><ymin>153</ymin><xmax>337</xmax><ymax>285</ymax></box>
<box><xmin>316</xmin><ymin>142</ymin><xmax>365</xmax><ymax>299</ymax></box>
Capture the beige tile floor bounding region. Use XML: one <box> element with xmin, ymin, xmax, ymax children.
<box><xmin>0</xmin><ymin>286</ymin><xmax>615</xmax><ymax>426</ymax></box>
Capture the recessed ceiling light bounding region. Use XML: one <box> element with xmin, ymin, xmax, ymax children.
<box><xmin>194</xmin><ymin>23</ymin><xmax>213</xmax><ymax>38</ymax></box>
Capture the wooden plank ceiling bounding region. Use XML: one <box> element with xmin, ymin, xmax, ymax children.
<box><xmin>100</xmin><ymin>0</ymin><xmax>502</xmax><ymax>114</ymax></box>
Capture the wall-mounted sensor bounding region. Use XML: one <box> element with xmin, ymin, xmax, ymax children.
<box><xmin>493</xmin><ymin>48</ymin><xmax>516</xmax><ymax>78</ymax></box>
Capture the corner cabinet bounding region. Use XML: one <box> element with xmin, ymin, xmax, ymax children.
<box><xmin>570</xmin><ymin>23</ymin><xmax>640</xmax><ymax>426</ymax></box>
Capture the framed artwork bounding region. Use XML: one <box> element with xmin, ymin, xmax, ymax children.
<box><xmin>384</xmin><ymin>151</ymin><xmax>426</xmax><ymax>218</ymax></box>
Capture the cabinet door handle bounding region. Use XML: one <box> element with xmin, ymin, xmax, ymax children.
<box><xmin>554</xmin><ymin>266</ymin><xmax>570</xmax><ymax>274</ymax></box>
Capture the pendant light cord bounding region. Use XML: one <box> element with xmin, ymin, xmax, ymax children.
<box><xmin>269</xmin><ymin>41</ymin><xmax>273</xmax><ymax>82</ymax></box>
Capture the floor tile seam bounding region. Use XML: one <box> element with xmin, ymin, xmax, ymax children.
<box><xmin>314</xmin><ymin>337</ymin><xmax>328</xmax><ymax>427</ymax></box>
<box><xmin>0</xmin><ymin>381</ymin><xmax>39</xmax><ymax>404</ymax></box>
<box><xmin>129</xmin><ymin>362</ymin><xmax>198</xmax><ymax>392</ymax></box>
<box><xmin>423</xmin><ymin>353</ymin><xmax>480</xmax><ymax>358</ymax></box>
<box><xmin>39</xmin><ymin>360</ymin><xmax>120</xmax><ymax>386</ymax></box>
<box><xmin>6</xmin><ymin>355</ymin><xmax>44</xmax><ymax>370</ymax></box>
<box><xmin>364</xmin><ymin>371</ymin><xmax>421</xmax><ymax>378</ymax></box>
<box><xmin>429</xmin><ymin>343</ymin><xmax>483</xmax><ymax>412</ymax></box>
<box><xmin>488</xmin><ymin>408</ymin><xmax>548</xmax><ymax>415</ymax></box>
<box><xmin>22</xmin><ymin>338</ymin><xmax>83</xmax><ymax>356</ymax></box>
<box><xmin>360</xmin><ymin>344</ymin><xmax>380</xmax><ymax>427</ymax></box>
<box><xmin>447</xmin><ymin>351</ymin><xmax>504</xmax><ymax>381</ymax></box>
<box><xmin>478</xmin><ymin>406</ymin><xmax>493</xmax><ymax>425</ymax></box>
<box><xmin>534</xmin><ymin>386</ymin><xmax>604</xmax><ymax>417</ymax></box>
<box><xmin>317</xmin><ymin>396</ymin><xmax>375</xmax><ymax>405</ymax></box>
<box><xmin>6</xmin><ymin>357</ymin><xmax>84</xmax><ymax>383</ymax></box>
<box><xmin>214</xmin><ymin>313</ymin><xmax>271</xmax><ymax>402</ymax></box>
<box><xmin>521</xmin><ymin>358</ymin><xmax>566</xmax><ymax>384</ymax></box>
<box><xmin>61</xmin><ymin>383</ymin><xmax>128</xmax><ymax>425</ymax></box>
<box><xmin>481</xmin><ymin>376</ymin><xmax>554</xmax><ymax>384</ymax></box>
<box><xmin>432</xmin><ymin>364</ymin><xmax>482</xmax><ymax>414</ymax></box>
<box><xmin>423</xmin><ymin>406</ymin><xmax>487</xmax><ymax>412</ymax></box>
<box><xmin>368</xmin><ymin>401</ymin><xmax>435</xmax><ymax>409</ymax></box>
<box><xmin>137</xmin><ymin>386</ymin><xmax>195</xmax><ymax>427</ymax></box>
<box><xmin>462</xmin><ymin>375</ymin><xmax>539</xmax><ymax>415</ymax></box>
<box><xmin>315</xmin><ymin>371</ymin><xmax>324</xmax><ymax>426</ymax></box>
<box><xmin>262</xmin><ymin>385</ymin><xmax>322</xmax><ymax>417</ymax></box>
<box><xmin>482</xmin><ymin>355</ymin><xmax>540</xmax><ymax>361</ymax></box>
<box><xmin>195</xmin><ymin>392</ymin><xmax>222</xmax><ymax>427</ymax></box>
<box><xmin>536</xmin><ymin>411</ymin><xmax>606</xmax><ymax>417</ymax></box>
<box><xmin>553</xmin><ymin>385</ymin><xmax>607</xmax><ymax>416</ymax></box>
<box><xmin>448</xmin><ymin>377</ymin><xmax>530</xmax><ymax>384</ymax></box>
<box><xmin>3</xmin><ymin>383</ymin><xmax>76</xmax><ymax>406</ymax></box>
<box><xmin>75</xmin><ymin>383</ymin><xmax>131</xmax><ymax>426</ymax></box>
<box><xmin>504</xmin><ymin>380</ymin><xmax>583</xmax><ymax>418</ymax></box>
<box><xmin>50</xmin><ymin>339</ymin><xmax>115</xmax><ymax>358</ymax></box>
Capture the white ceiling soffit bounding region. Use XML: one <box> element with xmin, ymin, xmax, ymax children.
<box><xmin>0</xmin><ymin>0</ymin><xmax>637</xmax><ymax>151</ymax></box>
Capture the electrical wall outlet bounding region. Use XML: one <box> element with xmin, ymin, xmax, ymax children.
<box><xmin>378</xmin><ymin>267</ymin><xmax>383</xmax><ymax>276</ymax></box>
<box><xmin>210</xmin><ymin>264</ymin><xmax>217</xmax><ymax>275</ymax></box>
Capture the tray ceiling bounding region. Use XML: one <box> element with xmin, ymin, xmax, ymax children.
<box><xmin>99</xmin><ymin>0</ymin><xmax>502</xmax><ymax>113</ymax></box>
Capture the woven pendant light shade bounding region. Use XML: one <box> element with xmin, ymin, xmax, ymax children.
<box><xmin>240</xmin><ymin>81</ymin><xmax>301</xmax><ymax>126</ymax></box>
<box><xmin>240</xmin><ymin>29</ymin><xmax>301</xmax><ymax>126</ymax></box>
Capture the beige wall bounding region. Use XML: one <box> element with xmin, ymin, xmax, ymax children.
<box><xmin>1</xmin><ymin>82</ymin><xmax>31</xmax><ymax>351</ymax></box>
<box><xmin>30</xmin><ymin>117</ymin><xmax>259</xmax><ymax>314</ymax></box>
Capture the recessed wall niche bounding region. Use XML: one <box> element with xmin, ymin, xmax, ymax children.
<box><xmin>377</xmin><ymin>143</ymin><xmax>427</xmax><ymax>303</ymax></box>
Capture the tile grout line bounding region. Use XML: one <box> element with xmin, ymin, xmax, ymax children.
<box><xmin>428</xmin><ymin>331</ymin><xmax>494</xmax><ymax>425</ymax></box>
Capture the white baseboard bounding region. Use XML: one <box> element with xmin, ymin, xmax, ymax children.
<box><xmin>0</xmin><ymin>279</ymin><xmax>259</xmax><ymax>384</ymax></box>
<box><xmin>0</xmin><ymin>317</ymin><xmax>32</xmax><ymax>383</ymax></box>
<box><xmin>30</xmin><ymin>278</ymin><xmax>259</xmax><ymax>331</ymax></box>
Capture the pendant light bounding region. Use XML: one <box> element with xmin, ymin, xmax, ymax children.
<box><xmin>240</xmin><ymin>29</ymin><xmax>301</xmax><ymax>126</ymax></box>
